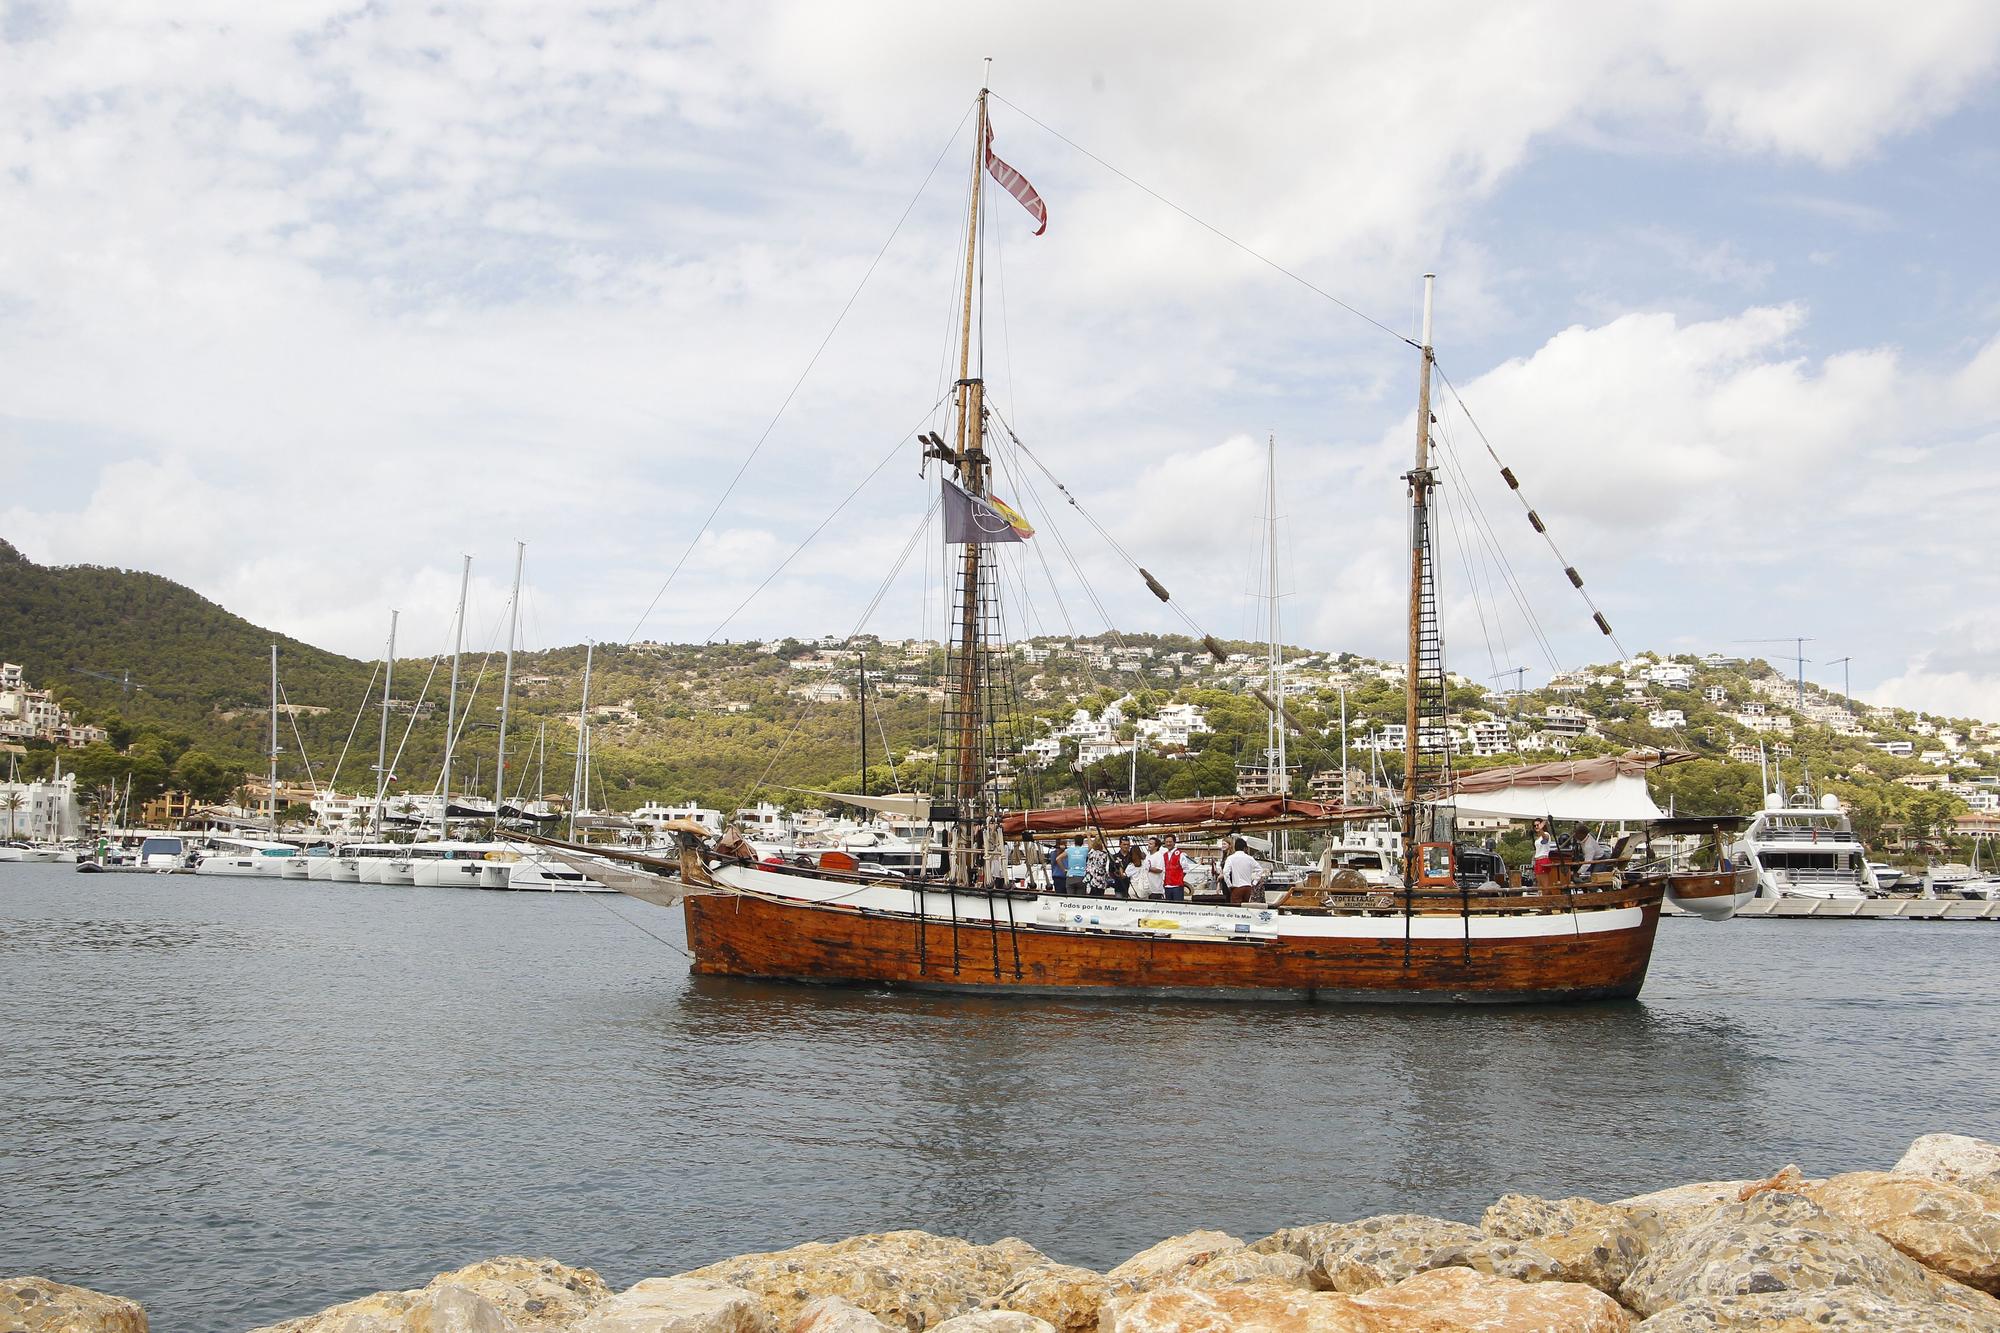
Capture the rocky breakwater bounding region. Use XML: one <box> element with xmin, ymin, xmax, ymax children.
<box><xmin>17</xmin><ymin>1132</ymin><xmax>2000</xmax><ymax>1331</ymax></box>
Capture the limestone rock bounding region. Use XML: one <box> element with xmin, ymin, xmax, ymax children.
<box><xmin>1896</xmin><ymin>1133</ymin><xmax>2000</xmax><ymax>1209</ymax></box>
<box><xmin>0</xmin><ymin>1277</ymin><xmax>149</xmax><ymax>1333</ymax></box>
<box><xmin>423</xmin><ymin>1259</ymin><xmax>612</xmax><ymax>1331</ymax></box>
<box><xmin>1734</xmin><ymin>1163</ymin><xmax>1808</xmax><ymax>1201</ymax></box>
<box><xmin>790</xmin><ymin>1296</ymin><xmax>895</xmax><ymax>1333</ymax></box>
<box><xmin>1610</xmin><ymin>1181</ymin><xmax>1747</xmax><ymax>1225</ymax></box>
<box><xmin>1479</xmin><ymin>1195</ymin><xmax>1664</xmax><ymax>1295</ymax></box>
<box><xmin>1176</xmin><ymin>1250</ymin><xmax>1316</xmax><ymax>1291</ymax></box>
<box><xmin>574</xmin><ymin>1278</ymin><xmax>771</xmax><ymax>1333</ymax></box>
<box><xmin>253</xmin><ymin>1258</ymin><xmax>610</xmax><ymax>1333</ymax></box>
<box><xmin>1105</xmin><ymin>1232</ymin><xmax>1244</xmax><ymax>1290</ymax></box>
<box><xmin>1631</xmin><ymin>1286</ymin><xmax>1999</xmax><ymax>1331</ymax></box>
<box><xmin>1255</xmin><ymin>1214</ymin><xmax>1485</xmax><ymax>1293</ymax></box>
<box><xmin>1422</xmin><ymin>1238</ymin><xmax>1565</xmax><ymax>1287</ymax></box>
<box><xmin>252</xmin><ymin>1288</ymin><xmax>421</xmax><ymax>1333</ymax></box>
<box><xmin>1803</xmin><ymin>1170</ymin><xmax>2000</xmax><ymax>1293</ymax></box>
<box><xmin>1098</xmin><ymin>1282</ymin><xmax>1367</xmax><ymax>1333</ymax></box>
<box><xmin>679</xmin><ymin>1232</ymin><xmax>1047</xmax><ymax>1332</ymax></box>
<box><xmin>926</xmin><ymin>1313</ymin><xmax>1054</xmax><ymax>1333</ymax></box>
<box><xmin>1349</xmin><ymin>1265</ymin><xmax>1632</xmax><ymax>1332</ymax></box>
<box><xmin>1617</xmin><ymin>1189</ymin><xmax>2000</xmax><ymax>1325</ymax></box>
<box><xmin>401</xmin><ymin>1285</ymin><xmax>517</xmax><ymax>1333</ymax></box>
<box><xmin>980</xmin><ymin>1264</ymin><xmax>1114</xmax><ymax>1333</ymax></box>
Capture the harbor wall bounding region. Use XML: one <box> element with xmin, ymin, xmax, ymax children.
<box><xmin>13</xmin><ymin>1131</ymin><xmax>2000</xmax><ymax>1331</ymax></box>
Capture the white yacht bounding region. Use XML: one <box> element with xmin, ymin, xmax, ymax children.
<box><xmin>1315</xmin><ymin>825</ymin><xmax>1404</xmax><ymax>890</ymax></box>
<box><xmin>1729</xmin><ymin>787</ymin><xmax>1874</xmax><ymax>899</ymax></box>
<box><xmin>1867</xmin><ymin>861</ymin><xmax>1905</xmax><ymax>892</ymax></box>
<box><xmin>0</xmin><ymin>840</ymin><xmax>59</xmax><ymax>863</ymax></box>
<box><xmin>193</xmin><ymin>838</ymin><xmax>301</xmax><ymax>877</ymax></box>
<box><xmin>312</xmin><ymin>840</ymin><xmax>616</xmax><ymax>891</ymax></box>
<box><xmin>137</xmin><ymin>835</ymin><xmax>190</xmax><ymax>871</ymax></box>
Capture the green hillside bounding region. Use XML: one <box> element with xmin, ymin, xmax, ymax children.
<box><xmin>2</xmin><ymin>539</ymin><xmax>1992</xmax><ymax>861</ymax></box>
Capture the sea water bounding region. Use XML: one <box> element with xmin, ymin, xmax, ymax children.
<box><xmin>2</xmin><ymin>863</ymin><xmax>1994</xmax><ymax>1331</ymax></box>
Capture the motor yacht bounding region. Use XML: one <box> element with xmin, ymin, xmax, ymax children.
<box><xmin>1729</xmin><ymin>787</ymin><xmax>1874</xmax><ymax>899</ymax></box>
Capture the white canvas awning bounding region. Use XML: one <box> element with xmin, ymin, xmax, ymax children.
<box><xmin>1446</xmin><ymin>771</ymin><xmax>1667</xmax><ymax>822</ymax></box>
<box><xmin>1444</xmin><ymin>751</ymin><xmax>1691</xmax><ymax>823</ymax></box>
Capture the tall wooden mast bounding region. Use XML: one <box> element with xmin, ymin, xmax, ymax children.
<box><xmin>946</xmin><ymin>88</ymin><xmax>990</xmax><ymax>883</ymax></box>
<box><xmin>1403</xmin><ymin>274</ymin><xmax>1437</xmax><ymax>848</ymax></box>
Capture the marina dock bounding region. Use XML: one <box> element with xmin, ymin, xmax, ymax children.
<box><xmin>1670</xmin><ymin>897</ymin><xmax>2000</xmax><ymax>921</ymax></box>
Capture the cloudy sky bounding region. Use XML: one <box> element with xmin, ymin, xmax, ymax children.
<box><xmin>4</xmin><ymin>2</ymin><xmax>1999</xmax><ymax>717</ymax></box>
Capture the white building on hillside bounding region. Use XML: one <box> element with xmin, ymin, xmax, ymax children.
<box><xmin>0</xmin><ymin>771</ymin><xmax>79</xmax><ymax>841</ymax></box>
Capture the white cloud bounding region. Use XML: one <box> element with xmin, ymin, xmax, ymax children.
<box><xmin>2</xmin><ymin>1</ymin><xmax>1999</xmax><ymax>731</ymax></box>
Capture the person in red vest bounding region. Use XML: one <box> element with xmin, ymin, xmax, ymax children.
<box><xmin>1159</xmin><ymin>833</ymin><xmax>1189</xmax><ymax>903</ymax></box>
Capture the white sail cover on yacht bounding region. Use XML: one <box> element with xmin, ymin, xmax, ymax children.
<box><xmin>781</xmin><ymin>788</ymin><xmax>932</xmax><ymax>820</ymax></box>
<box><xmin>1444</xmin><ymin>752</ymin><xmax>1693</xmax><ymax>823</ymax></box>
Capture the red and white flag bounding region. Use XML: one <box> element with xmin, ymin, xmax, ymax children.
<box><xmin>985</xmin><ymin>122</ymin><xmax>1047</xmax><ymax>236</ymax></box>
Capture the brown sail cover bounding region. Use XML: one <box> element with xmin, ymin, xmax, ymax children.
<box><xmin>1003</xmin><ymin>796</ymin><xmax>1380</xmax><ymax>838</ymax></box>
<box><xmin>1450</xmin><ymin>750</ymin><xmax>1697</xmax><ymax>794</ymax></box>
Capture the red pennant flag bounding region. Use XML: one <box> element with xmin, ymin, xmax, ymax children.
<box><xmin>985</xmin><ymin>122</ymin><xmax>1047</xmax><ymax>236</ymax></box>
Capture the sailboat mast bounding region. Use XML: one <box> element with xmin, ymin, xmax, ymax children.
<box><xmin>1403</xmin><ymin>274</ymin><xmax>1437</xmax><ymax>839</ymax></box>
<box><xmin>442</xmin><ymin>554</ymin><xmax>470</xmax><ymax>836</ymax></box>
<box><xmin>493</xmin><ymin>540</ymin><xmax>524</xmax><ymax>831</ymax></box>
<box><xmin>946</xmin><ymin>87</ymin><xmax>991</xmax><ymax>883</ymax></box>
<box><xmin>1266</xmin><ymin>433</ymin><xmax>1285</xmax><ymax>793</ymax></box>
<box><xmin>570</xmin><ymin>640</ymin><xmax>593</xmax><ymax>840</ymax></box>
<box><xmin>268</xmin><ymin>644</ymin><xmax>279</xmax><ymax>837</ymax></box>
<box><xmin>859</xmin><ymin>646</ymin><xmax>869</xmax><ymax>800</ymax></box>
<box><xmin>374</xmin><ymin>611</ymin><xmax>398</xmax><ymax>839</ymax></box>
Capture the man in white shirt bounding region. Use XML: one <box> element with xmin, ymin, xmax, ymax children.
<box><xmin>1220</xmin><ymin>837</ymin><xmax>1266</xmax><ymax>905</ymax></box>
<box><xmin>1135</xmin><ymin>835</ymin><xmax>1164</xmax><ymax>900</ymax></box>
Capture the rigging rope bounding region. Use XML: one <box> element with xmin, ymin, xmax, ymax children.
<box><xmin>1429</xmin><ymin>416</ymin><xmax>1563</xmax><ymax>671</ymax></box>
<box><xmin>990</xmin><ymin>92</ymin><xmax>1417</xmax><ymax>350</ymax></box>
<box><xmin>326</xmin><ymin>659</ymin><xmax>382</xmax><ymax>796</ymax></box>
<box><xmin>702</xmin><ymin>391</ymin><xmax>955</xmax><ymax>645</ymax></box>
<box><xmin>1435</xmin><ymin>363</ymin><xmax>1630</xmax><ymax>659</ymax></box>
<box><xmin>625</xmin><ymin>97</ymin><xmax>980</xmax><ymax>645</ymax></box>
<box><xmin>276</xmin><ymin>681</ymin><xmax>321</xmax><ymax>797</ymax></box>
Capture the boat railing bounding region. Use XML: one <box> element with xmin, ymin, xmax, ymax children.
<box><xmin>1752</xmin><ymin>827</ymin><xmax>1860</xmax><ymax>844</ymax></box>
<box><xmin>1771</xmin><ymin>865</ymin><xmax>1867</xmax><ymax>885</ymax></box>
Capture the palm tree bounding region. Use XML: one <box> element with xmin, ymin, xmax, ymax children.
<box><xmin>2</xmin><ymin>791</ymin><xmax>24</xmax><ymax>841</ymax></box>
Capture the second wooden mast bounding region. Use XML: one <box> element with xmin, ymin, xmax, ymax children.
<box><xmin>947</xmin><ymin>89</ymin><xmax>991</xmax><ymax>884</ymax></box>
<box><xmin>1403</xmin><ymin>274</ymin><xmax>1439</xmax><ymax>864</ymax></box>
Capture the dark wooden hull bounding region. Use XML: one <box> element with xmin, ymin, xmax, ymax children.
<box><xmin>683</xmin><ymin>890</ymin><xmax>1663</xmax><ymax>1003</ymax></box>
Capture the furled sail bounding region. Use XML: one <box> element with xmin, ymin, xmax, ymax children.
<box><xmin>1003</xmin><ymin>795</ymin><xmax>1381</xmax><ymax>838</ymax></box>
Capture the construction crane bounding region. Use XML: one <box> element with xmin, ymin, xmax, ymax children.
<box><xmin>1731</xmin><ymin>637</ymin><xmax>1814</xmax><ymax>708</ymax></box>
<box><xmin>1824</xmin><ymin>656</ymin><xmax>1854</xmax><ymax>715</ymax></box>
<box><xmin>1488</xmin><ymin>666</ymin><xmax>1529</xmax><ymax>720</ymax></box>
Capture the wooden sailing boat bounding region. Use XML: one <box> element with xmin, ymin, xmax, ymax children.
<box><xmin>605</xmin><ymin>88</ymin><xmax>1698</xmax><ymax>1003</ymax></box>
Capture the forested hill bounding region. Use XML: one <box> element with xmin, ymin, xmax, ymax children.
<box><xmin>0</xmin><ymin>539</ymin><xmax>375</xmax><ymax>752</ymax></box>
<box><xmin>3</xmin><ymin>539</ymin><xmax>1993</xmax><ymax>855</ymax></box>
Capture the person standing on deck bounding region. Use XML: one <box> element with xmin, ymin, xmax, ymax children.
<box><xmin>1063</xmin><ymin>834</ymin><xmax>1090</xmax><ymax>894</ymax></box>
<box><xmin>1110</xmin><ymin>841</ymin><xmax>1135</xmax><ymax>897</ymax></box>
<box><xmin>1531</xmin><ymin>819</ymin><xmax>1555</xmax><ymax>885</ymax></box>
<box><xmin>1084</xmin><ymin>836</ymin><xmax>1113</xmax><ymax>897</ymax></box>
<box><xmin>1221</xmin><ymin>837</ymin><xmax>1266</xmax><ymax>905</ymax></box>
<box><xmin>1135</xmin><ymin>836</ymin><xmax>1164</xmax><ymax>899</ymax></box>
<box><xmin>1048</xmin><ymin>842</ymin><xmax>1068</xmax><ymax>895</ymax></box>
<box><xmin>1159</xmin><ymin>833</ymin><xmax>1189</xmax><ymax>903</ymax></box>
